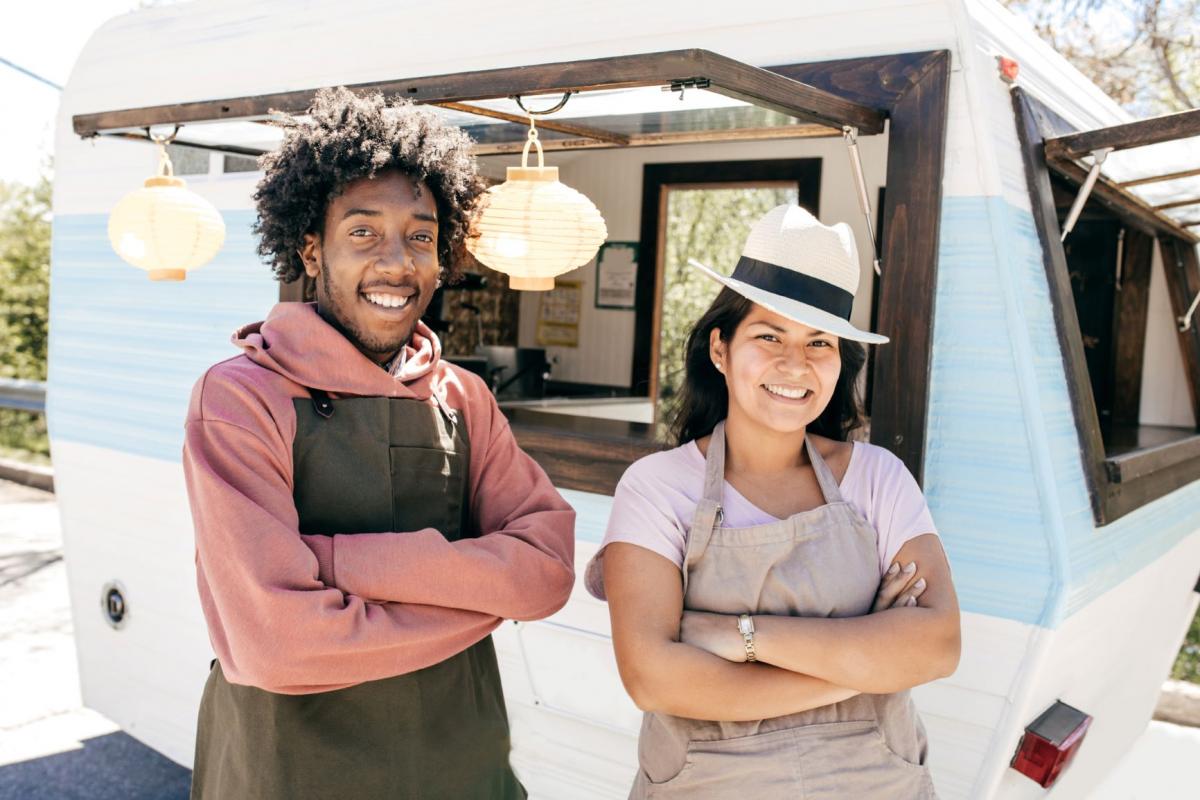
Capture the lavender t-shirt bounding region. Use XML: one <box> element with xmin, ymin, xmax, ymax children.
<box><xmin>584</xmin><ymin>439</ymin><xmax>938</xmax><ymax>600</ymax></box>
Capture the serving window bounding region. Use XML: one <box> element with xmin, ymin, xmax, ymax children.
<box><xmin>1014</xmin><ymin>88</ymin><xmax>1200</xmax><ymax>524</ymax></box>
<box><xmin>73</xmin><ymin>49</ymin><xmax>951</xmax><ymax>495</ymax></box>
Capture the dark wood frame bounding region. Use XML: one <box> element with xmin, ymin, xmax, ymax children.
<box><xmin>773</xmin><ymin>51</ymin><xmax>951</xmax><ymax>480</ymax></box>
<box><xmin>73</xmin><ymin>49</ymin><xmax>884</xmax><ymax>141</ymax></box>
<box><xmin>77</xmin><ymin>49</ymin><xmax>952</xmax><ymax>495</ymax></box>
<box><xmin>630</xmin><ymin>159</ymin><xmax>823</xmax><ymax>395</ymax></box>
<box><xmin>1013</xmin><ymin>86</ymin><xmax>1200</xmax><ymax>525</ymax></box>
<box><xmin>548</xmin><ymin>50</ymin><xmax>952</xmax><ymax>493</ymax></box>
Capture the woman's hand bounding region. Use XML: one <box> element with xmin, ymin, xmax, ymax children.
<box><xmin>680</xmin><ymin>610</ymin><xmax>750</xmax><ymax>663</ymax></box>
<box><xmin>681</xmin><ymin>562</ymin><xmax>929</xmax><ymax>664</ymax></box>
<box><xmin>871</xmin><ymin>561</ymin><xmax>927</xmax><ymax>612</ymax></box>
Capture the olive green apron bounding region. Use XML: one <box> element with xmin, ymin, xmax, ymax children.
<box><xmin>191</xmin><ymin>388</ymin><xmax>524</xmax><ymax>800</ymax></box>
<box><xmin>631</xmin><ymin>421</ymin><xmax>936</xmax><ymax>799</ymax></box>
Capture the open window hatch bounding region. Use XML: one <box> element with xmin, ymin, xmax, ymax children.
<box><xmin>1015</xmin><ymin>88</ymin><xmax>1200</xmax><ymax>523</ymax></box>
<box><xmin>72</xmin><ymin>49</ymin><xmax>951</xmax><ymax>496</ymax></box>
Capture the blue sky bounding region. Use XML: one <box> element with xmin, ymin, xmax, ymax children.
<box><xmin>0</xmin><ymin>1</ymin><xmax>146</xmax><ymax>186</ymax></box>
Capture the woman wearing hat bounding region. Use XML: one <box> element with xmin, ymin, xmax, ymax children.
<box><xmin>585</xmin><ymin>205</ymin><xmax>959</xmax><ymax>799</ymax></box>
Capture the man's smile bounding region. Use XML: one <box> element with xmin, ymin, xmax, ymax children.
<box><xmin>363</xmin><ymin>291</ymin><xmax>412</xmax><ymax>309</ymax></box>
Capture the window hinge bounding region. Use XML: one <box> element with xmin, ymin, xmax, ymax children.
<box><xmin>664</xmin><ymin>78</ymin><xmax>710</xmax><ymax>100</ymax></box>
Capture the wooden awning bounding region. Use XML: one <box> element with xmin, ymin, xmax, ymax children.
<box><xmin>1042</xmin><ymin>108</ymin><xmax>1200</xmax><ymax>244</ymax></box>
<box><xmin>70</xmin><ymin>49</ymin><xmax>886</xmax><ymax>157</ymax></box>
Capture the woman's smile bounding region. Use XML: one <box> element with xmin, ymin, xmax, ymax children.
<box><xmin>762</xmin><ymin>383</ymin><xmax>812</xmax><ymax>402</ymax></box>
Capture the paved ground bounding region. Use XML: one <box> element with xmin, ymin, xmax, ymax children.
<box><xmin>0</xmin><ymin>476</ymin><xmax>1197</xmax><ymax>799</ymax></box>
<box><xmin>1092</xmin><ymin>720</ymin><xmax>1200</xmax><ymax>799</ymax></box>
<box><xmin>0</xmin><ymin>480</ymin><xmax>190</xmax><ymax>799</ymax></box>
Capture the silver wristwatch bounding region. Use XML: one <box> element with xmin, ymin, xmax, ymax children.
<box><xmin>737</xmin><ymin>614</ymin><xmax>757</xmax><ymax>662</ymax></box>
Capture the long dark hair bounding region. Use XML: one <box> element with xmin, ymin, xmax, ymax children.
<box><xmin>670</xmin><ymin>288</ymin><xmax>868</xmax><ymax>445</ymax></box>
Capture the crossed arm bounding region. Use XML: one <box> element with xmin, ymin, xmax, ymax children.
<box><xmin>292</xmin><ymin>396</ymin><xmax>575</xmax><ymax>620</ymax></box>
<box><xmin>604</xmin><ymin>533</ymin><xmax>960</xmax><ymax>720</ymax></box>
<box><xmin>185</xmin><ymin>375</ymin><xmax>574</xmax><ymax>693</ymax></box>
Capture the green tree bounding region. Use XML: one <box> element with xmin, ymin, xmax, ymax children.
<box><xmin>0</xmin><ymin>172</ymin><xmax>52</xmax><ymax>461</ymax></box>
<box><xmin>1002</xmin><ymin>0</ymin><xmax>1199</xmax><ymax>115</ymax></box>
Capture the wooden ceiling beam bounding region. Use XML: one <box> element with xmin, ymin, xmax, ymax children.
<box><xmin>1044</xmin><ymin>108</ymin><xmax>1200</xmax><ymax>160</ymax></box>
<box><xmin>1119</xmin><ymin>165</ymin><xmax>1200</xmax><ymax>188</ymax></box>
<box><xmin>435</xmin><ymin>102</ymin><xmax>631</xmax><ymax>146</ymax></box>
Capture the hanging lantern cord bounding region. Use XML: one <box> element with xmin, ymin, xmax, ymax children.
<box><xmin>521</xmin><ymin>116</ymin><xmax>545</xmax><ymax>169</ymax></box>
<box><xmin>513</xmin><ymin>92</ymin><xmax>574</xmax><ymax>116</ymax></box>
<box><xmin>146</xmin><ymin>125</ymin><xmax>182</xmax><ymax>178</ymax></box>
<box><xmin>842</xmin><ymin>126</ymin><xmax>882</xmax><ymax>276</ymax></box>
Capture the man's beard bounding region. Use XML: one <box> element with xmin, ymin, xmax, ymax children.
<box><xmin>318</xmin><ymin>261</ymin><xmax>417</xmax><ymax>361</ymax></box>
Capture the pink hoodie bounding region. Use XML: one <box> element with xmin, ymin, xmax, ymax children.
<box><xmin>183</xmin><ymin>302</ymin><xmax>575</xmax><ymax>694</ymax></box>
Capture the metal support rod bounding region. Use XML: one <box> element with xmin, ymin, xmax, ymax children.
<box><xmin>1180</xmin><ymin>287</ymin><xmax>1200</xmax><ymax>332</ymax></box>
<box><xmin>1114</xmin><ymin>228</ymin><xmax>1125</xmax><ymax>291</ymax></box>
<box><xmin>1060</xmin><ymin>147</ymin><xmax>1112</xmax><ymax>242</ymax></box>
<box><xmin>842</xmin><ymin>126</ymin><xmax>881</xmax><ymax>275</ymax></box>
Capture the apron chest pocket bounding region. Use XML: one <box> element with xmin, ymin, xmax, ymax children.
<box><xmin>389</xmin><ymin>446</ymin><xmax>468</xmax><ymax>539</ymax></box>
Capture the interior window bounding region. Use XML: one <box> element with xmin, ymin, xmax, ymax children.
<box><xmin>166</xmin><ymin>144</ymin><xmax>210</xmax><ymax>175</ymax></box>
<box><xmin>655</xmin><ymin>183</ymin><xmax>801</xmax><ymax>432</ymax></box>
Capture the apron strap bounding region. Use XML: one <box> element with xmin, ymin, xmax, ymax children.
<box><xmin>805</xmin><ymin>434</ymin><xmax>845</xmax><ymax>504</ymax></box>
<box><xmin>429</xmin><ymin>382</ymin><xmax>459</xmax><ymax>428</ymax></box>
<box><xmin>684</xmin><ymin>421</ymin><xmax>727</xmax><ymax>584</ymax></box>
<box><xmin>308</xmin><ymin>388</ymin><xmax>334</xmax><ymax>419</ymax></box>
<box><xmin>701</xmin><ymin>420</ymin><xmax>727</xmax><ymax>503</ymax></box>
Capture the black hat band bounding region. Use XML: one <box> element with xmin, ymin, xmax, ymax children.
<box><xmin>729</xmin><ymin>256</ymin><xmax>854</xmax><ymax>320</ymax></box>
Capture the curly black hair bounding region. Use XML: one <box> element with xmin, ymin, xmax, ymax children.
<box><xmin>253</xmin><ymin>86</ymin><xmax>486</xmax><ymax>284</ymax></box>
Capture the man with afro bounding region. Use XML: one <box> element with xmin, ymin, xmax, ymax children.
<box><xmin>183</xmin><ymin>87</ymin><xmax>575</xmax><ymax>799</ymax></box>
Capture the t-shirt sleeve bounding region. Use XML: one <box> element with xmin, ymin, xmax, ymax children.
<box><xmin>584</xmin><ymin>458</ymin><xmax>688</xmax><ymax>600</ymax></box>
<box><xmin>863</xmin><ymin>445</ymin><xmax>939</xmax><ymax>575</ymax></box>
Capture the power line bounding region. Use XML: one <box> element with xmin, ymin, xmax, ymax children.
<box><xmin>0</xmin><ymin>56</ymin><xmax>62</xmax><ymax>92</ymax></box>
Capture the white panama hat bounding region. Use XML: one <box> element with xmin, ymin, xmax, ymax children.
<box><xmin>688</xmin><ymin>204</ymin><xmax>888</xmax><ymax>344</ymax></box>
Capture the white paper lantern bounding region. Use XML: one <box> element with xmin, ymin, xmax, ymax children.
<box><xmin>107</xmin><ymin>144</ymin><xmax>226</xmax><ymax>281</ymax></box>
<box><xmin>467</xmin><ymin>127</ymin><xmax>607</xmax><ymax>291</ymax></box>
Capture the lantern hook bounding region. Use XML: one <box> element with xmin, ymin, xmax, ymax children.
<box><xmin>144</xmin><ymin>124</ymin><xmax>181</xmax><ymax>145</ymax></box>
<box><xmin>513</xmin><ymin>92</ymin><xmax>574</xmax><ymax>116</ymax></box>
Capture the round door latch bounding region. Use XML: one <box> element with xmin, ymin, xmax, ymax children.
<box><xmin>101</xmin><ymin>581</ymin><xmax>128</xmax><ymax>629</ymax></box>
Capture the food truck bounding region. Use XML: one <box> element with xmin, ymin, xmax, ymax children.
<box><xmin>47</xmin><ymin>0</ymin><xmax>1200</xmax><ymax>796</ymax></box>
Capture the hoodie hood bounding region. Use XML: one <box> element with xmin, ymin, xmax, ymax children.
<box><xmin>233</xmin><ymin>302</ymin><xmax>442</xmax><ymax>399</ymax></box>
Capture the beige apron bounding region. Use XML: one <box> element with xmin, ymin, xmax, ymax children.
<box><xmin>631</xmin><ymin>421</ymin><xmax>936</xmax><ymax>799</ymax></box>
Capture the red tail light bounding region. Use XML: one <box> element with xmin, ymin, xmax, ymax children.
<box><xmin>1011</xmin><ymin>700</ymin><xmax>1092</xmax><ymax>788</ymax></box>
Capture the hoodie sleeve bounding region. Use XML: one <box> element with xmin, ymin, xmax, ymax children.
<box><xmin>298</xmin><ymin>372</ymin><xmax>576</xmax><ymax>621</ymax></box>
<box><xmin>184</xmin><ymin>365</ymin><xmax>501</xmax><ymax>694</ymax></box>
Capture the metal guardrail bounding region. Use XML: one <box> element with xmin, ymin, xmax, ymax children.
<box><xmin>0</xmin><ymin>378</ymin><xmax>47</xmax><ymax>413</ymax></box>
